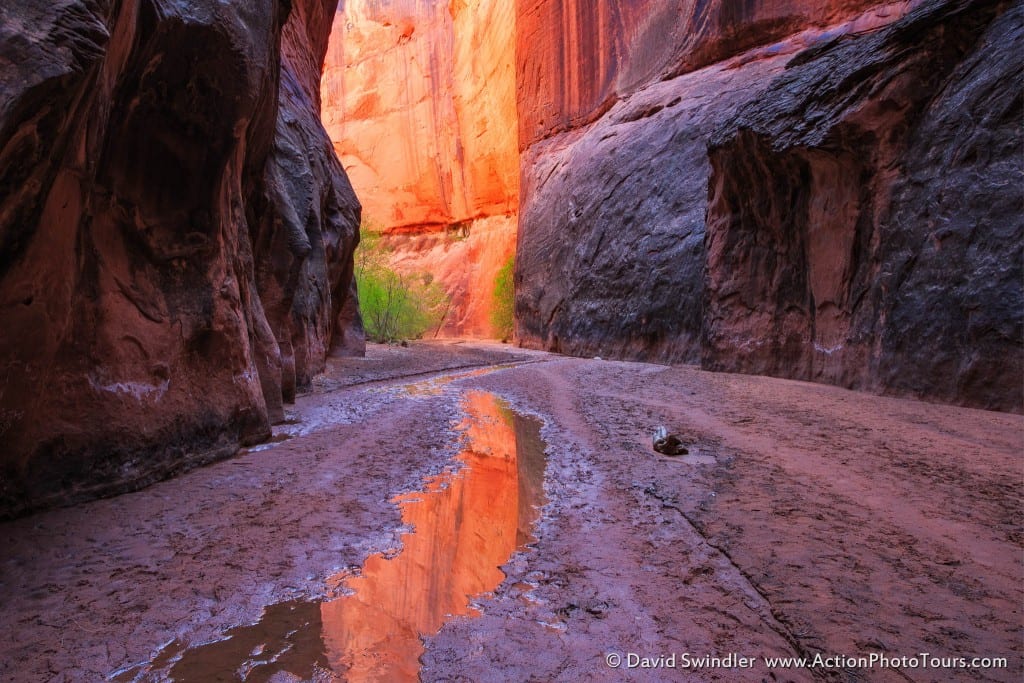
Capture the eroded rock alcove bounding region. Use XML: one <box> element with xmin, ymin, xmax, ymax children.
<box><xmin>511</xmin><ymin>0</ymin><xmax>1022</xmax><ymax>412</ymax></box>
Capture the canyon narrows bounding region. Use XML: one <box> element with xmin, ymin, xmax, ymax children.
<box><xmin>0</xmin><ymin>0</ymin><xmax>1021</xmax><ymax>682</ymax></box>
<box><xmin>321</xmin><ymin>0</ymin><xmax>520</xmax><ymax>338</ymax></box>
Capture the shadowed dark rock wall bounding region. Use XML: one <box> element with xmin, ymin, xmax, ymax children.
<box><xmin>514</xmin><ymin>0</ymin><xmax>1022</xmax><ymax>411</ymax></box>
<box><xmin>705</xmin><ymin>0</ymin><xmax>1023</xmax><ymax>411</ymax></box>
<box><xmin>0</xmin><ymin>0</ymin><xmax>361</xmax><ymax>518</ymax></box>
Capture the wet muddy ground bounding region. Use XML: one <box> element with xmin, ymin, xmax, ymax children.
<box><xmin>1</xmin><ymin>341</ymin><xmax>1020</xmax><ymax>682</ymax></box>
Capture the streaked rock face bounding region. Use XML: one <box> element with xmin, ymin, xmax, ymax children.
<box><xmin>321</xmin><ymin>0</ymin><xmax>518</xmax><ymax>337</ymax></box>
<box><xmin>514</xmin><ymin>0</ymin><xmax>902</xmax><ymax>149</ymax></box>
<box><xmin>705</xmin><ymin>0</ymin><xmax>1023</xmax><ymax>411</ymax></box>
<box><xmin>513</xmin><ymin>0</ymin><xmax>1022</xmax><ymax>411</ymax></box>
<box><xmin>0</xmin><ymin>0</ymin><xmax>361</xmax><ymax>517</ymax></box>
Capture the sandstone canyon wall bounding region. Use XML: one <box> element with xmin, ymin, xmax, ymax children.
<box><xmin>321</xmin><ymin>0</ymin><xmax>518</xmax><ymax>337</ymax></box>
<box><xmin>514</xmin><ymin>0</ymin><xmax>1022</xmax><ymax>411</ymax></box>
<box><xmin>0</xmin><ymin>0</ymin><xmax>361</xmax><ymax>518</ymax></box>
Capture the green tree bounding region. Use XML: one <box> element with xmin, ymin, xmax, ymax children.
<box><xmin>491</xmin><ymin>255</ymin><xmax>515</xmax><ymax>341</ymax></box>
<box><xmin>355</xmin><ymin>223</ymin><xmax>449</xmax><ymax>342</ymax></box>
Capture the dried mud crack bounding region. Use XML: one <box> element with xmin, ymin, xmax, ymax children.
<box><xmin>1</xmin><ymin>341</ymin><xmax>1020</xmax><ymax>683</ymax></box>
<box><xmin>638</xmin><ymin>482</ymin><xmax>822</xmax><ymax>680</ymax></box>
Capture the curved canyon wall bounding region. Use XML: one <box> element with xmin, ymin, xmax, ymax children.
<box><xmin>0</xmin><ymin>0</ymin><xmax>361</xmax><ymax>517</ymax></box>
<box><xmin>321</xmin><ymin>0</ymin><xmax>518</xmax><ymax>336</ymax></box>
<box><xmin>514</xmin><ymin>0</ymin><xmax>1022</xmax><ymax>411</ymax></box>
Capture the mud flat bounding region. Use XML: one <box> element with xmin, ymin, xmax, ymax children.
<box><xmin>0</xmin><ymin>342</ymin><xmax>1020</xmax><ymax>682</ymax></box>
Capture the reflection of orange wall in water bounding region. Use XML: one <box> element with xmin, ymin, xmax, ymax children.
<box><xmin>320</xmin><ymin>392</ymin><xmax>524</xmax><ymax>680</ymax></box>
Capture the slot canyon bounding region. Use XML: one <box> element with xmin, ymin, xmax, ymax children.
<box><xmin>0</xmin><ymin>1</ymin><xmax>1021</xmax><ymax>681</ymax></box>
<box><xmin>321</xmin><ymin>0</ymin><xmax>519</xmax><ymax>338</ymax></box>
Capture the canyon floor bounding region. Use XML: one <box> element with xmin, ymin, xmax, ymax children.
<box><xmin>0</xmin><ymin>342</ymin><xmax>1020</xmax><ymax>682</ymax></box>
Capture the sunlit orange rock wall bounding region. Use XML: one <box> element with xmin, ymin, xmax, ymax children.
<box><xmin>321</xmin><ymin>0</ymin><xmax>518</xmax><ymax>337</ymax></box>
<box><xmin>514</xmin><ymin>0</ymin><xmax>1022</xmax><ymax>411</ymax></box>
<box><xmin>0</xmin><ymin>0</ymin><xmax>361</xmax><ymax>517</ymax></box>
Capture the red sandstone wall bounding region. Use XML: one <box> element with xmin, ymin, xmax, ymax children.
<box><xmin>0</xmin><ymin>0</ymin><xmax>361</xmax><ymax>517</ymax></box>
<box><xmin>515</xmin><ymin>0</ymin><xmax>902</xmax><ymax>149</ymax></box>
<box><xmin>320</xmin><ymin>0</ymin><xmax>518</xmax><ymax>337</ymax></box>
<box><xmin>322</xmin><ymin>0</ymin><xmax>518</xmax><ymax>229</ymax></box>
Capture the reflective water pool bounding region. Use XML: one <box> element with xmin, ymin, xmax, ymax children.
<box><xmin>118</xmin><ymin>391</ymin><xmax>546</xmax><ymax>682</ymax></box>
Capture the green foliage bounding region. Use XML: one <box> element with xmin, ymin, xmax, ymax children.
<box><xmin>491</xmin><ymin>255</ymin><xmax>515</xmax><ymax>341</ymax></box>
<box><xmin>355</xmin><ymin>223</ymin><xmax>449</xmax><ymax>342</ymax></box>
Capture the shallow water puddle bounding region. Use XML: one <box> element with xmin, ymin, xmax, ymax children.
<box><xmin>115</xmin><ymin>391</ymin><xmax>546</xmax><ymax>682</ymax></box>
<box><xmin>249</xmin><ymin>364</ymin><xmax>525</xmax><ymax>448</ymax></box>
<box><xmin>395</xmin><ymin>363</ymin><xmax>520</xmax><ymax>397</ymax></box>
